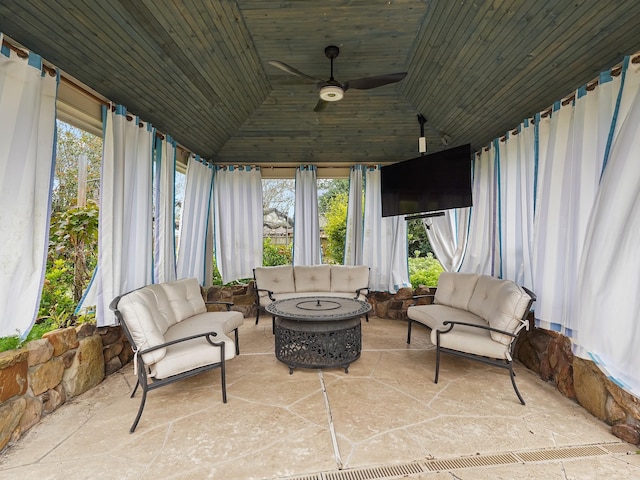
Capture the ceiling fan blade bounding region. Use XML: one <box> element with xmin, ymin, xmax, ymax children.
<box><xmin>267</xmin><ymin>60</ymin><xmax>325</xmax><ymax>85</ymax></box>
<box><xmin>313</xmin><ymin>98</ymin><xmax>329</xmax><ymax>112</ymax></box>
<box><xmin>344</xmin><ymin>72</ymin><xmax>408</xmax><ymax>91</ymax></box>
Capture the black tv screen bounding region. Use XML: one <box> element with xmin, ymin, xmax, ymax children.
<box><xmin>381</xmin><ymin>144</ymin><xmax>473</xmax><ymax>217</ymax></box>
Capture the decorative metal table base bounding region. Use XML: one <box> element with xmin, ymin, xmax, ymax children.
<box><xmin>274</xmin><ymin>317</ymin><xmax>362</xmax><ymax>374</ymax></box>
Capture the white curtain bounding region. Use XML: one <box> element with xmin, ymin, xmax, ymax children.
<box><xmin>154</xmin><ymin>135</ymin><xmax>177</xmax><ymax>283</ymax></box>
<box><xmin>459</xmin><ymin>145</ymin><xmax>498</xmax><ymax>275</ymax></box>
<box><xmin>213</xmin><ymin>165</ymin><xmax>263</xmax><ymax>283</ymax></box>
<box><xmin>176</xmin><ymin>156</ymin><xmax>214</xmax><ymax>284</ymax></box>
<box><xmin>363</xmin><ymin>166</ymin><xmax>410</xmax><ymax>292</ymax></box>
<box><xmin>496</xmin><ymin>120</ymin><xmax>536</xmax><ymax>288</ymax></box>
<box><xmin>293</xmin><ymin>165</ymin><xmax>321</xmax><ymax>266</ymax></box>
<box><xmin>575</xmin><ymin>57</ymin><xmax>640</xmax><ymax>396</ymax></box>
<box><xmin>532</xmin><ymin>73</ymin><xmax>618</xmax><ymax>333</ymax></box>
<box><xmin>93</xmin><ymin>105</ymin><xmax>154</xmax><ymax>326</ymax></box>
<box><xmin>0</xmin><ymin>46</ymin><xmax>58</xmax><ymax>338</ymax></box>
<box><xmin>344</xmin><ymin>165</ymin><xmax>364</xmax><ymax>265</ymax></box>
<box><xmin>424</xmin><ymin>207</ymin><xmax>470</xmax><ymax>272</ymax></box>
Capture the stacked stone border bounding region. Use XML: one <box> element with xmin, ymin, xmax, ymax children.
<box><xmin>1</xmin><ymin>282</ymin><xmax>638</xmax><ymax>452</ymax></box>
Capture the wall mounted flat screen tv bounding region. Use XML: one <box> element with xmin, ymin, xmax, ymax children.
<box><xmin>381</xmin><ymin>143</ymin><xmax>472</xmax><ymax>217</ymax></box>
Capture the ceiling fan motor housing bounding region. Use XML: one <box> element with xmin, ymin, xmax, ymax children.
<box><xmin>319</xmin><ymin>85</ymin><xmax>344</xmax><ymax>101</ymax></box>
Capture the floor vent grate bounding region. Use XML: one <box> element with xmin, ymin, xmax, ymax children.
<box><xmin>281</xmin><ymin>442</ymin><xmax>636</xmax><ymax>480</ymax></box>
<box><xmin>323</xmin><ymin>463</ymin><xmax>423</xmax><ymax>480</ymax></box>
<box><xmin>423</xmin><ymin>452</ymin><xmax>520</xmax><ymax>471</ymax></box>
<box><xmin>602</xmin><ymin>442</ymin><xmax>638</xmax><ymax>454</ymax></box>
<box><xmin>515</xmin><ymin>445</ymin><xmax>607</xmax><ymax>462</ymax></box>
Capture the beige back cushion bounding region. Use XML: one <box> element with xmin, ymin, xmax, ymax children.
<box><xmin>469</xmin><ymin>275</ymin><xmax>531</xmax><ymax>344</ymax></box>
<box><xmin>294</xmin><ymin>265</ymin><xmax>332</xmax><ymax>292</ymax></box>
<box><xmin>116</xmin><ymin>284</ymin><xmax>177</xmax><ymax>365</ymax></box>
<box><xmin>331</xmin><ymin>265</ymin><xmax>370</xmax><ymax>293</ymax></box>
<box><xmin>254</xmin><ymin>265</ymin><xmax>295</xmax><ymax>294</ymax></box>
<box><xmin>161</xmin><ymin>278</ymin><xmax>206</xmax><ymax>322</ymax></box>
<box><xmin>434</xmin><ymin>272</ymin><xmax>479</xmax><ymax>310</ymax></box>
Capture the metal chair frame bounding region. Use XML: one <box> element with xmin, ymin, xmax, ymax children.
<box><xmin>407</xmin><ymin>286</ymin><xmax>536</xmax><ymax>405</ymax></box>
<box><xmin>109</xmin><ymin>295</ymin><xmax>234</xmax><ymax>433</ymax></box>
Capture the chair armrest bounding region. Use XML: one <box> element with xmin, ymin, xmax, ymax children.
<box><xmin>411</xmin><ymin>294</ymin><xmax>435</xmax><ymax>306</ymax></box>
<box><xmin>354</xmin><ymin>287</ymin><xmax>369</xmax><ymax>298</ymax></box>
<box><xmin>205</xmin><ymin>301</ymin><xmax>233</xmax><ymax>311</ymax></box>
<box><xmin>256</xmin><ymin>288</ymin><xmax>275</xmax><ymax>301</ymax></box>
<box><xmin>138</xmin><ymin>331</ymin><xmax>224</xmax><ymax>356</ymax></box>
<box><xmin>440</xmin><ymin>320</ymin><xmax>519</xmax><ymax>338</ymax></box>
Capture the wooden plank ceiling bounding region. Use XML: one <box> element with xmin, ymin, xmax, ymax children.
<box><xmin>1</xmin><ymin>0</ymin><xmax>640</xmax><ymax>168</ymax></box>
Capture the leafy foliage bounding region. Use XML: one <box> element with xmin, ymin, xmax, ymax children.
<box><xmin>48</xmin><ymin>201</ymin><xmax>99</xmax><ymax>302</ymax></box>
<box><xmin>323</xmin><ymin>192</ymin><xmax>349</xmax><ymax>264</ymax></box>
<box><xmin>408</xmin><ymin>253</ymin><xmax>444</xmax><ymax>288</ymax></box>
<box><xmin>407</xmin><ymin>219</ymin><xmax>433</xmax><ymax>257</ymax></box>
<box><xmin>318</xmin><ymin>179</ymin><xmax>349</xmax><ymax>213</ymax></box>
<box><xmin>263</xmin><ymin>238</ymin><xmax>292</xmax><ymax>266</ymax></box>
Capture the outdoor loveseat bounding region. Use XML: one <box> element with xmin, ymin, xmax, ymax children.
<box><xmin>407</xmin><ymin>272</ymin><xmax>536</xmax><ymax>404</ymax></box>
<box><xmin>110</xmin><ymin>277</ymin><xmax>244</xmax><ymax>432</ymax></box>
<box><xmin>253</xmin><ymin>264</ymin><xmax>370</xmax><ymax>327</ymax></box>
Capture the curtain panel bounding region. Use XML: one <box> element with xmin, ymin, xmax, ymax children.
<box><xmin>293</xmin><ymin>165</ymin><xmax>321</xmax><ymax>266</ymax></box>
<box><xmin>496</xmin><ymin>121</ymin><xmax>536</xmax><ymax>289</ymax></box>
<box><xmin>0</xmin><ymin>45</ymin><xmax>58</xmax><ymax>337</ymax></box>
<box><xmin>344</xmin><ymin>165</ymin><xmax>364</xmax><ymax>265</ymax></box>
<box><xmin>91</xmin><ymin>105</ymin><xmax>154</xmax><ymax>326</ymax></box>
<box><xmin>424</xmin><ymin>207</ymin><xmax>470</xmax><ymax>272</ymax></box>
<box><xmin>362</xmin><ymin>166</ymin><xmax>410</xmax><ymax>293</ymax></box>
<box><xmin>532</xmin><ymin>73</ymin><xmax>618</xmax><ymax>334</ymax></box>
<box><xmin>213</xmin><ymin>165</ymin><xmax>263</xmax><ymax>283</ymax></box>
<box><xmin>575</xmin><ymin>57</ymin><xmax>640</xmax><ymax>396</ymax></box>
<box><xmin>153</xmin><ymin>135</ymin><xmax>177</xmax><ymax>284</ymax></box>
<box><xmin>459</xmin><ymin>145</ymin><xmax>498</xmax><ymax>275</ymax></box>
<box><xmin>176</xmin><ymin>156</ymin><xmax>214</xmax><ymax>284</ymax></box>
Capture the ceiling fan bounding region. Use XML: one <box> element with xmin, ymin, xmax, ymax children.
<box><xmin>268</xmin><ymin>45</ymin><xmax>408</xmax><ymax>112</ymax></box>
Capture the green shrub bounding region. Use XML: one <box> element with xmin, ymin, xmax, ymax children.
<box><xmin>408</xmin><ymin>253</ymin><xmax>444</xmax><ymax>288</ymax></box>
<box><xmin>263</xmin><ymin>238</ymin><xmax>292</xmax><ymax>266</ymax></box>
<box><xmin>39</xmin><ymin>259</ymin><xmax>75</xmax><ymax>320</ymax></box>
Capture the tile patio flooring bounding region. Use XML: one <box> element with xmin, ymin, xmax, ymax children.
<box><xmin>1</xmin><ymin>317</ymin><xmax>639</xmax><ymax>479</ymax></box>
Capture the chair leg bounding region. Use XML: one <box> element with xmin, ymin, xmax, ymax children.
<box><xmin>131</xmin><ymin>379</ymin><xmax>140</xmax><ymax>398</ymax></box>
<box><xmin>130</xmin><ymin>386</ymin><xmax>147</xmax><ymax>433</ymax></box>
<box><xmin>365</xmin><ymin>313</ymin><xmax>369</xmax><ymax>322</ymax></box>
<box><xmin>434</xmin><ymin>336</ymin><xmax>441</xmax><ymax>384</ymax></box>
<box><xmin>406</xmin><ymin>319</ymin><xmax>412</xmax><ymax>344</ymax></box>
<box><xmin>220</xmin><ymin>358</ymin><xmax>227</xmax><ymax>404</ymax></box>
<box><xmin>255</xmin><ymin>307</ymin><xmax>260</xmax><ymax>325</ymax></box>
<box><xmin>272</xmin><ymin>316</ymin><xmax>275</xmax><ymax>334</ymax></box>
<box><xmin>234</xmin><ymin>328</ymin><xmax>240</xmax><ymax>356</ymax></box>
<box><xmin>509</xmin><ymin>361</ymin><xmax>526</xmax><ymax>405</ymax></box>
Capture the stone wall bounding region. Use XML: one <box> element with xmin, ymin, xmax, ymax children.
<box><xmin>0</xmin><ymin>323</ymin><xmax>131</xmax><ymax>451</ymax></box>
<box><xmin>516</xmin><ymin>326</ymin><xmax>640</xmax><ymax>445</ymax></box>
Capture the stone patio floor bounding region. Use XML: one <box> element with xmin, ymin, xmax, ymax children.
<box><xmin>1</xmin><ymin>316</ymin><xmax>638</xmax><ymax>479</ymax></box>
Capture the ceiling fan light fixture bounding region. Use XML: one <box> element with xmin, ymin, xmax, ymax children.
<box><xmin>319</xmin><ymin>85</ymin><xmax>344</xmax><ymax>101</ymax></box>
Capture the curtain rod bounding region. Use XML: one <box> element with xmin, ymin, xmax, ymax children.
<box><xmin>478</xmin><ymin>52</ymin><xmax>640</xmax><ymax>152</ymax></box>
<box><xmin>2</xmin><ymin>37</ymin><xmax>195</xmax><ymax>159</ymax></box>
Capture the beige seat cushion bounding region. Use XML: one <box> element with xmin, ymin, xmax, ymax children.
<box><xmin>186</xmin><ymin>310</ymin><xmax>244</xmax><ymax>335</ymax></box>
<box><xmin>431</xmin><ymin>327</ymin><xmax>511</xmax><ymax>360</ymax></box>
<box><xmin>116</xmin><ymin>284</ymin><xmax>177</xmax><ymax>365</ymax></box>
<box><xmin>160</xmin><ymin>277</ymin><xmax>207</xmax><ymax>322</ymax></box>
<box><xmin>254</xmin><ymin>265</ymin><xmax>295</xmax><ymax>296</ymax></box>
<box><xmin>294</xmin><ymin>264</ymin><xmax>331</xmax><ymax>292</ymax></box>
<box><xmin>434</xmin><ymin>272</ymin><xmax>479</xmax><ymax>310</ymax></box>
<box><xmin>468</xmin><ymin>275</ymin><xmax>531</xmax><ymax>344</ymax></box>
<box><xmin>330</xmin><ymin>265</ymin><xmax>369</xmax><ymax>293</ymax></box>
<box><xmin>152</xmin><ymin>318</ymin><xmax>236</xmax><ymax>379</ymax></box>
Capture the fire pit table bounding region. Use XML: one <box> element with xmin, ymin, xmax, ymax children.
<box><xmin>266</xmin><ymin>296</ymin><xmax>371</xmax><ymax>374</ymax></box>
